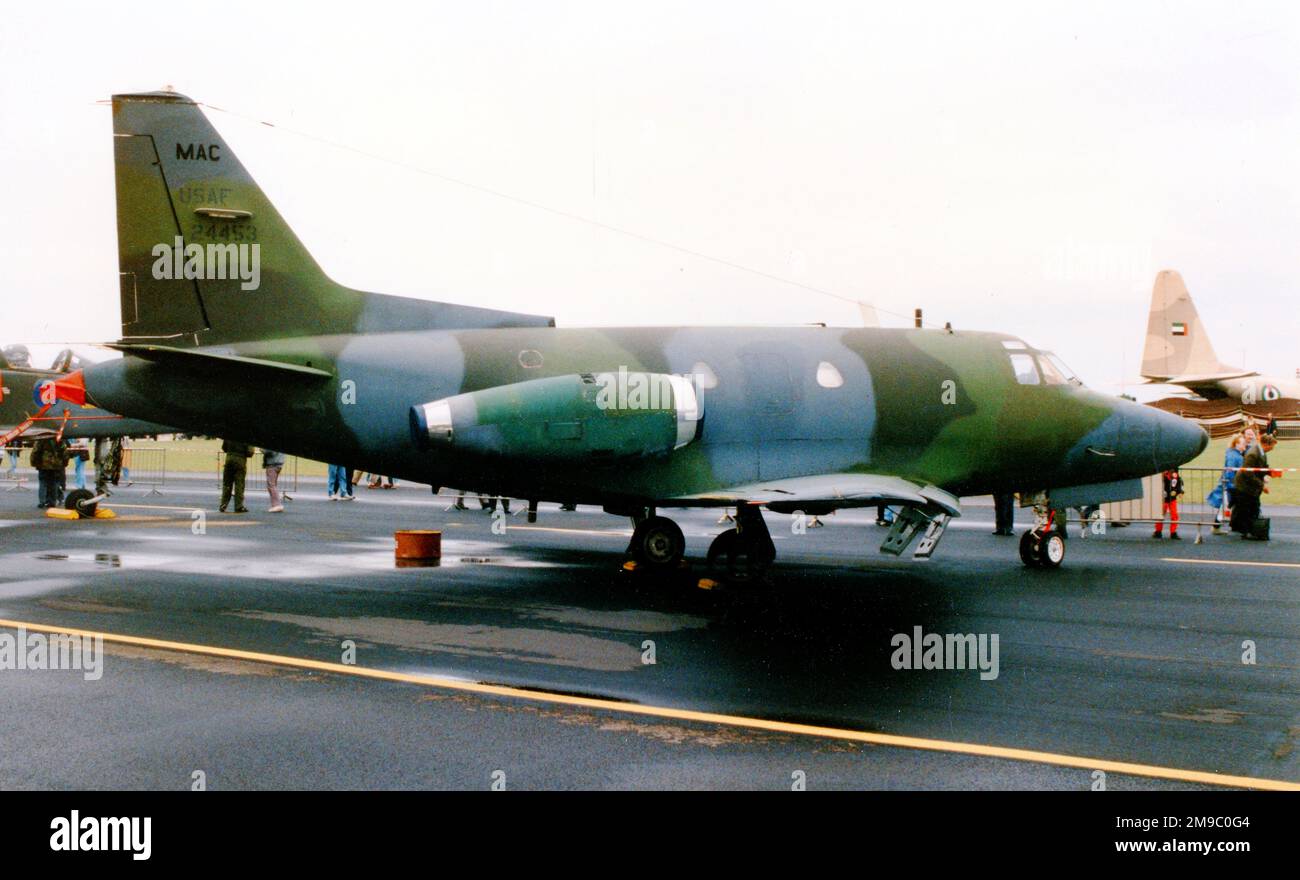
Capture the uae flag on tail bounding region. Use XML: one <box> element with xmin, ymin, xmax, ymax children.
<box><xmin>1170</xmin><ymin>322</ymin><xmax>1187</xmax><ymax>336</ymax></box>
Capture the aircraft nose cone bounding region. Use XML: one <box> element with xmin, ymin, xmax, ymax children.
<box><xmin>1155</xmin><ymin>411</ymin><xmax>1208</xmax><ymax>470</ymax></box>
<box><xmin>1115</xmin><ymin>404</ymin><xmax>1208</xmax><ymax>474</ymax></box>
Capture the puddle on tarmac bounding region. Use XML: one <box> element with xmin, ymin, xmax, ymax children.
<box><xmin>24</xmin><ymin>539</ymin><xmax>554</xmax><ymax>580</ymax></box>
<box><xmin>35</xmin><ymin>551</ymin><xmax>141</xmax><ymax>567</ymax></box>
<box><xmin>230</xmin><ymin>610</ymin><xmax>643</xmax><ymax>672</ymax></box>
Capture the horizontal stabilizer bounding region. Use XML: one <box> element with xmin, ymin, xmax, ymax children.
<box><xmin>108</xmin><ymin>343</ymin><xmax>333</xmax><ymax>379</ymax></box>
<box><xmin>1162</xmin><ymin>371</ymin><xmax>1258</xmax><ymax>386</ymax></box>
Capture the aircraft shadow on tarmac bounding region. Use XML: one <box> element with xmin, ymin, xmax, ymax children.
<box><xmin>354</xmin><ymin>542</ymin><xmax>975</xmax><ymax>723</ymax></box>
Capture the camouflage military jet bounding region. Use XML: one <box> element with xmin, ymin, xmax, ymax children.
<box><xmin>0</xmin><ymin>357</ymin><xmax>171</xmax><ymax>443</ymax></box>
<box><xmin>1141</xmin><ymin>269</ymin><xmax>1300</xmax><ymax>403</ymax></box>
<box><xmin>71</xmin><ymin>91</ymin><xmax>1206</xmax><ymax>576</ymax></box>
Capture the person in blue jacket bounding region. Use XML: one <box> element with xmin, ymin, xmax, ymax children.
<box><xmin>1208</xmin><ymin>432</ymin><xmax>1246</xmax><ymax>531</ymax></box>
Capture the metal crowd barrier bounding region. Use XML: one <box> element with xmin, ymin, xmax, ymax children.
<box><xmin>2</xmin><ymin>446</ymin><xmax>30</xmax><ymax>491</ymax></box>
<box><xmin>1097</xmin><ymin>466</ymin><xmax>1286</xmax><ymax>535</ymax></box>
<box><xmin>2</xmin><ymin>445</ymin><xmax>168</xmax><ymax>495</ymax></box>
<box><xmin>117</xmin><ymin>447</ymin><xmax>166</xmax><ymax>496</ymax></box>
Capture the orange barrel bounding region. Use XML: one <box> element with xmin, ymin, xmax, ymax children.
<box><xmin>395</xmin><ymin>529</ymin><xmax>442</xmax><ymax>562</ymax></box>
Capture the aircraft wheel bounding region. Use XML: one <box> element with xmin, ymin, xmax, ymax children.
<box><xmin>630</xmin><ymin>516</ymin><xmax>685</xmax><ymax>570</ymax></box>
<box><xmin>1018</xmin><ymin>530</ymin><xmax>1042</xmax><ymax>567</ymax></box>
<box><xmin>64</xmin><ymin>488</ymin><xmax>97</xmax><ymax>519</ymax></box>
<box><xmin>707</xmin><ymin>529</ymin><xmax>771</xmax><ymax>584</ymax></box>
<box><xmin>1040</xmin><ymin>533</ymin><xmax>1066</xmax><ymax>568</ymax></box>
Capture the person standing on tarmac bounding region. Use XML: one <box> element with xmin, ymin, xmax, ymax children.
<box><xmin>263</xmin><ymin>449</ymin><xmax>286</xmax><ymax>513</ymax></box>
<box><xmin>93</xmin><ymin>436</ymin><xmax>123</xmax><ymax>496</ymax></box>
<box><xmin>1152</xmin><ymin>469</ymin><xmax>1185</xmax><ymax>539</ymax></box>
<box><xmin>219</xmin><ymin>439</ymin><xmax>254</xmax><ymax>513</ymax></box>
<box><xmin>992</xmin><ymin>491</ymin><xmax>1015</xmax><ymax>536</ymax></box>
<box><xmin>1208</xmin><ymin>433</ymin><xmax>1246</xmax><ymax>531</ymax></box>
<box><xmin>70</xmin><ymin>443</ymin><xmax>89</xmax><ymax>490</ymax></box>
<box><xmin>327</xmin><ymin>463</ymin><xmax>355</xmax><ymax>500</ymax></box>
<box><xmin>1232</xmin><ymin>434</ymin><xmax>1279</xmax><ymax>540</ymax></box>
<box><xmin>31</xmin><ymin>436</ymin><xmax>68</xmax><ymax>509</ymax></box>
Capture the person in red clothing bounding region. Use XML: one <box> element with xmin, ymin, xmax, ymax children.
<box><xmin>1153</xmin><ymin>469</ymin><xmax>1185</xmax><ymax>539</ymax></box>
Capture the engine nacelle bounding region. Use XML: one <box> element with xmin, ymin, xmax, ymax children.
<box><xmin>410</xmin><ymin>371</ymin><xmax>701</xmax><ymax>461</ymax></box>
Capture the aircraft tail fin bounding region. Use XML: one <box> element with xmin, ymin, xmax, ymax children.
<box><xmin>111</xmin><ymin>91</ymin><xmax>552</xmax><ymax>347</ymax></box>
<box><xmin>1139</xmin><ymin>270</ymin><xmax>1240</xmax><ymax>382</ymax></box>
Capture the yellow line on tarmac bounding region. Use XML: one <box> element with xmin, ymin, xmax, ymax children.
<box><xmin>1163</xmin><ymin>557</ymin><xmax>1300</xmax><ymax>569</ymax></box>
<box><xmin>1</xmin><ymin>617</ymin><xmax>1295</xmax><ymax>792</ymax></box>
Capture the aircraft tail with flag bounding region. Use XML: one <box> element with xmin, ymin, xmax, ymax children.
<box><xmin>1139</xmin><ymin>270</ymin><xmax>1253</xmax><ymax>388</ymax></box>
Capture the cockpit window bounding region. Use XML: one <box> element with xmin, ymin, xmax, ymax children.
<box><xmin>1003</xmin><ymin>339</ymin><xmax>1085</xmax><ymax>388</ymax></box>
<box><xmin>1037</xmin><ymin>354</ymin><xmax>1067</xmax><ymax>385</ymax></box>
<box><xmin>1041</xmin><ymin>352</ymin><xmax>1082</xmax><ymax>386</ymax></box>
<box><xmin>1009</xmin><ymin>353</ymin><xmax>1040</xmax><ymax>385</ymax></box>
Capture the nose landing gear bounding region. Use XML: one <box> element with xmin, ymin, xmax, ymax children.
<box><xmin>1019</xmin><ymin>509</ymin><xmax>1065</xmax><ymax>568</ymax></box>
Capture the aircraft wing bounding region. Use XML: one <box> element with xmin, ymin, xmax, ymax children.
<box><xmin>666</xmin><ymin>474</ymin><xmax>961</xmax><ymax>517</ymax></box>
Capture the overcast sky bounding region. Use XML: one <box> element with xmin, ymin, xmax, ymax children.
<box><xmin>2</xmin><ymin>0</ymin><xmax>1296</xmax><ymax>394</ymax></box>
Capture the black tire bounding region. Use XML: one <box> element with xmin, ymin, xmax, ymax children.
<box><xmin>630</xmin><ymin>516</ymin><xmax>685</xmax><ymax>570</ymax></box>
<box><xmin>64</xmin><ymin>488</ymin><xmax>97</xmax><ymax>519</ymax></box>
<box><xmin>1018</xmin><ymin>530</ymin><xmax>1042</xmax><ymax>567</ymax></box>
<box><xmin>1040</xmin><ymin>533</ymin><xmax>1066</xmax><ymax>568</ymax></box>
<box><xmin>707</xmin><ymin>529</ymin><xmax>771</xmax><ymax>584</ymax></box>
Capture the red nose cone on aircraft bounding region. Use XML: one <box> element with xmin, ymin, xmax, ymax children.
<box><xmin>32</xmin><ymin>369</ymin><xmax>87</xmax><ymax>407</ymax></box>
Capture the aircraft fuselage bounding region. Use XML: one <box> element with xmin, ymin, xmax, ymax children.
<box><xmin>85</xmin><ymin>324</ymin><xmax>1204</xmax><ymax>507</ymax></box>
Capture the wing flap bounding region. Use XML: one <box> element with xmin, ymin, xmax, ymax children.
<box><xmin>667</xmin><ymin>474</ymin><xmax>961</xmax><ymax>517</ymax></box>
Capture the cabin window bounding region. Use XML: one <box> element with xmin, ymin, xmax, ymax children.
<box><xmin>691</xmin><ymin>361</ymin><xmax>719</xmax><ymax>390</ymax></box>
<box><xmin>815</xmin><ymin>361</ymin><xmax>844</xmax><ymax>388</ymax></box>
<box><xmin>518</xmin><ymin>349</ymin><xmax>544</xmax><ymax>369</ymax></box>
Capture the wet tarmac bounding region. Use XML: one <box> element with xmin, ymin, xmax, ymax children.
<box><xmin>0</xmin><ymin>476</ymin><xmax>1297</xmax><ymax>790</ymax></box>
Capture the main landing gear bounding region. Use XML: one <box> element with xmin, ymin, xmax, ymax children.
<box><xmin>1019</xmin><ymin>509</ymin><xmax>1065</xmax><ymax>569</ymax></box>
<box><xmin>706</xmin><ymin>503</ymin><xmax>775</xmax><ymax>584</ymax></box>
<box><xmin>628</xmin><ymin>512</ymin><xmax>687</xmax><ymax>572</ymax></box>
<box><xmin>624</xmin><ymin>503</ymin><xmax>776</xmax><ymax>584</ymax></box>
